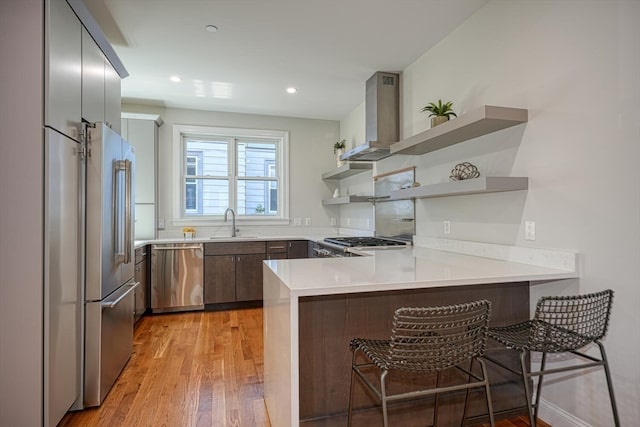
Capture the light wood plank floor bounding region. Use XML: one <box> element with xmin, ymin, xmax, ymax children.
<box><xmin>59</xmin><ymin>309</ymin><xmax>549</xmax><ymax>427</ymax></box>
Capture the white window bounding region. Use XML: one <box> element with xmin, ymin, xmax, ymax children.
<box><xmin>172</xmin><ymin>125</ymin><xmax>289</xmax><ymax>225</ymax></box>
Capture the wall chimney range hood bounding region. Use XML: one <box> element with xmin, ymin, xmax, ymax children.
<box><xmin>340</xmin><ymin>71</ymin><xmax>400</xmax><ymax>162</ymax></box>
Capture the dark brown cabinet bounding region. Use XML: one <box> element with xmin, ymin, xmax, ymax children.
<box><xmin>204</xmin><ymin>239</ymin><xmax>310</xmax><ymax>306</ymax></box>
<box><xmin>235</xmin><ymin>254</ymin><xmax>266</xmax><ymax>301</ymax></box>
<box><xmin>287</xmin><ymin>240</ymin><xmax>310</xmax><ymax>259</ymax></box>
<box><xmin>204</xmin><ymin>255</ymin><xmax>236</xmax><ymax>303</ymax></box>
<box><xmin>134</xmin><ymin>246</ymin><xmax>148</xmax><ymax>322</ymax></box>
<box><xmin>204</xmin><ymin>241</ymin><xmax>266</xmax><ymax>304</ymax></box>
<box><xmin>266</xmin><ymin>240</ymin><xmax>288</xmax><ymax>260</ymax></box>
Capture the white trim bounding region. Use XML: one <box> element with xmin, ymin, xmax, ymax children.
<box><xmin>121</xmin><ymin>112</ymin><xmax>163</xmax><ymax>126</ymax></box>
<box><xmin>172</xmin><ymin>124</ymin><xmax>289</xmax><ymax>224</ymax></box>
<box><xmin>538</xmin><ymin>398</ymin><xmax>591</xmax><ymax>427</ymax></box>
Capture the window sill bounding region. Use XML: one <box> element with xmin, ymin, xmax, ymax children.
<box><xmin>172</xmin><ymin>217</ymin><xmax>292</xmax><ymax>227</ymax></box>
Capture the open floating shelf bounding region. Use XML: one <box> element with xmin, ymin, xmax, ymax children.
<box><xmin>389</xmin><ymin>177</ymin><xmax>528</xmax><ymax>200</ymax></box>
<box><xmin>322</xmin><ymin>195</ymin><xmax>371</xmax><ymax>206</ymax></box>
<box><xmin>321</xmin><ymin>163</ymin><xmax>373</xmax><ymax>180</ymax></box>
<box><xmin>390</xmin><ymin>105</ymin><xmax>528</xmax><ymax>156</ymax></box>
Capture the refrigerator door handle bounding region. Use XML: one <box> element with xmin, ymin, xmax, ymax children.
<box><xmin>114</xmin><ymin>159</ymin><xmax>132</xmax><ymax>263</ymax></box>
<box><xmin>114</xmin><ymin>160</ymin><xmax>125</xmax><ymax>263</ymax></box>
<box><xmin>124</xmin><ymin>159</ymin><xmax>133</xmax><ymax>264</ymax></box>
<box><xmin>102</xmin><ymin>281</ymin><xmax>139</xmax><ymax>309</ymax></box>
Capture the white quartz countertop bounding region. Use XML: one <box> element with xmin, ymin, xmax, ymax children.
<box><xmin>264</xmin><ymin>246</ymin><xmax>578</xmax><ymax>297</ymax></box>
<box><xmin>134</xmin><ymin>234</ymin><xmax>323</xmax><ymax>249</ymax></box>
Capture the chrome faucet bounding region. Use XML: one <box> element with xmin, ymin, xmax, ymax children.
<box><xmin>224</xmin><ymin>208</ymin><xmax>238</xmax><ymax>237</ymax></box>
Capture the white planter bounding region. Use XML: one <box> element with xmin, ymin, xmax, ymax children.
<box><xmin>335</xmin><ymin>148</ymin><xmax>345</xmax><ymax>167</ymax></box>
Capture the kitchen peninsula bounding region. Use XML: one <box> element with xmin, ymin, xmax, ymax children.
<box><xmin>263</xmin><ymin>243</ymin><xmax>578</xmax><ymax>426</ymax></box>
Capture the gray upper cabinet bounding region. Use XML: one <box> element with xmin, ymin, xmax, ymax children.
<box><xmin>81</xmin><ymin>27</ymin><xmax>105</xmax><ymax>126</ymax></box>
<box><xmin>127</xmin><ymin>119</ymin><xmax>157</xmax><ymax>204</ymax></box>
<box><xmin>45</xmin><ymin>0</ymin><xmax>82</xmax><ymax>141</ymax></box>
<box><xmin>122</xmin><ymin>116</ymin><xmax>161</xmax><ymax>240</ymax></box>
<box><xmin>104</xmin><ymin>62</ymin><xmax>121</xmax><ymax>134</ymax></box>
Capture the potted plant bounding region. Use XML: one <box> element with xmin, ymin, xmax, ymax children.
<box><xmin>334</xmin><ymin>139</ymin><xmax>346</xmax><ymax>167</ymax></box>
<box><xmin>421</xmin><ymin>99</ymin><xmax>457</xmax><ymax>127</ymax></box>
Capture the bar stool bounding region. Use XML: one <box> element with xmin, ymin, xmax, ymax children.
<box><xmin>484</xmin><ymin>289</ymin><xmax>619</xmax><ymax>426</ymax></box>
<box><xmin>347</xmin><ymin>300</ymin><xmax>495</xmax><ymax>427</ymax></box>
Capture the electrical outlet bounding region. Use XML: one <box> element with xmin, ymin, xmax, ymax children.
<box><xmin>330</xmin><ymin>217</ymin><xmax>337</xmax><ymax>226</ymax></box>
<box><xmin>346</xmin><ymin>218</ymin><xmax>351</xmax><ymax>226</ymax></box>
<box><xmin>304</xmin><ymin>217</ymin><xmax>312</xmax><ymax>226</ymax></box>
<box><xmin>444</xmin><ymin>220</ymin><xmax>451</xmax><ymax>234</ymax></box>
<box><xmin>157</xmin><ymin>218</ymin><xmax>165</xmax><ymax>230</ymax></box>
<box><xmin>525</xmin><ymin>221</ymin><xmax>536</xmax><ymax>241</ymax></box>
<box><xmin>293</xmin><ymin>217</ymin><xmax>302</xmax><ymax>226</ymax></box>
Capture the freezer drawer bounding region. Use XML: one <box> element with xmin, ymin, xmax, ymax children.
<box><xmin>151</xmin><ymin>243</ymin><xmax>204</xmax><ymax>313</ymax></box>
<box><xmin>84</xmin><ymin>281</ymin><xmax>138</xmax><ymax>407</ymax></box>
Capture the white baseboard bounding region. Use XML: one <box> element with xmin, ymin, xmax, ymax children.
<box><xmin>538</xmin><ymin>398</ymin><xmax>591</xmax><ymax>427</ymax></box>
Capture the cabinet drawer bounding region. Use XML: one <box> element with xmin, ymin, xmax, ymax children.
<box><xmin>205</xmin><ymin>241</ymin><xmax>265</xmax><ymax>256</ymax></box>
<box><xmin>266</xmin><ymin>240</ymin><xmax>288</xmax><ymax>254</ymax></box>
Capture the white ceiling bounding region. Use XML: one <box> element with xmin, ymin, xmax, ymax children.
<box><xmin>90</xmin><ymin>0</ymin><xmax>489</xmax><ymax>120</ymax></box>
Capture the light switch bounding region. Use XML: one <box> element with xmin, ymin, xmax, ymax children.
<box><xmin>304</xmin><ymin>217</ymin><xmax>312</xmax><ymax>226</ymax></box>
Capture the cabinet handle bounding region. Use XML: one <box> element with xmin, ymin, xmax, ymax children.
<box><xmin>269</xmin><ymin>246</ymin><xmax>286</xmax><ymax>250</ymax></box>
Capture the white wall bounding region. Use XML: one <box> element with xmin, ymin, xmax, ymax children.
<box><xmin>341</xmin><ymin>1</ymin><xmax>640</xmax><ymax>425</ymax></box>
<box><xmin>0</xmin><ymin>1</ymin><xmax>44</xmax><ymax>425</ymax></box>
<box><xmin>123</xmin><ymin>103</ymin><xmax>340</xmax><ymax>237</ymax></box>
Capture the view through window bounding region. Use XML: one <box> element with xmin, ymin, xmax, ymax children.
<box><xmin>175</xmin><ymin>126</ymin><xmax>287</xmax><ymax>221</ymax></box>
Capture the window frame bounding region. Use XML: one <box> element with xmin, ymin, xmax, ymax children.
<box><xmin>172</xmin><ymin>124</ymin><xmax>289</xmax><ymax>226</ymax></box>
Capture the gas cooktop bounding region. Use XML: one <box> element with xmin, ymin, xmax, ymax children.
<box><xmin>323</xmin><ymin>236</ymin><xmax>409</xmax><ymax>248</ymax></box>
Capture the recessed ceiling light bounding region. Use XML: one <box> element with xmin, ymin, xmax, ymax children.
<box><xmin>205</xmin><ymin>25</ymin><xmax>219</xmax><ymax>33</ymax></box>
<box><xmin>286</xmin><ymin>87</ymin><xmax>297</xmax><ymax>94</ymax></box>
<box><xmin>170</xmin><ymin>75</ymin><xmax>183</xmax><ymax>82</ymax></box>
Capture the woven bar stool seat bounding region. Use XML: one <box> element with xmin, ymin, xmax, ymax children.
<box><xmin>484</xmin><ymin>289</ymin><xmax>619</xmax><ymax>426</ymax></box>
<box><xmin>347</xmin><ymin>300</ymin><xmax>495</xmax><ymax>427</ymax></box>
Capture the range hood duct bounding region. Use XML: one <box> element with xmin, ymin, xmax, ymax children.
<box><xmin>341</xmin><ymin>71</ymin><xmax>399</xmax><ymax>162</ymax></box>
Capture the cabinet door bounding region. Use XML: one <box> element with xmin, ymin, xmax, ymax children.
<box><xmin>81</xmin><ymin>27</ymin><xmax>104</xmax><ymax>124</ymax></box>
<box><xmin>134</xmin><ymin>258</ymin><xmax>147</xmax><ymax>322</ymax></box>
<box><xmin>128</xmin><ymin>119</ymin><xmax>156</xmax><ymax>204</ymax></box>
<box><xmin>235</xmin><ymin>254</ymin><xmax>264</xmax><ymax>301</ymax></box>
<box><xmin>104</xmin><ymin>60</ymin><xmax>121</xmax><ymax>133</ymax></box>
<box><xmin>288</xmin><ymin>240</ymin><xmax>310</xmax><ymax>259</ymax></box>
<box><xmin>46</xmin><ymin>0</ymin><xmax>82</xmax><ymax>140</ymax></box>
<box><xmin>204</xmin><ymin>255</ymin><xmax>236</xmax><ymax>304</ymax></box>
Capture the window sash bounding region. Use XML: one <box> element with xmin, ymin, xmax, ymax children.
<box><xmin>174</xmin><ymin>125</ymin><xmax>288</xmax><ymax>223</ymax></box>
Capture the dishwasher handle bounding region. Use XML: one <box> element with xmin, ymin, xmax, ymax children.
<box><xmin>152</xmin><ymin>245</ymin><xmax>203</xmax><ymax>251</ymax></box>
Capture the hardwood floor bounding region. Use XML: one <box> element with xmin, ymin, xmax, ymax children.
<box><xmin>59</xmin><ymin>309</ymin><xmax>549</xmax><ymax>427</ymax></box>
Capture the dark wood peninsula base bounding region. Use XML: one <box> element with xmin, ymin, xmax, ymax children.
<box><xmin>297</xmin><ymin>282</ymin><xmax>530</xmax><ymax>426</ymax></box>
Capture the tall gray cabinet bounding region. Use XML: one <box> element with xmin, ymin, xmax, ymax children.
<box><xmin>0</xmin><ymin>1</ymin><xmax>127</xmax><ymax>426</ymax></box>
<box><xmin>121</xmin><ymin>115</ymin><xmax>162</xmax><ymax>240</ymax></box>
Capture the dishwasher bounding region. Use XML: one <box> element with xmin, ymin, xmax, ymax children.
<box><xmin>150</xmin><ymin>243</ymin><xmax>204</xmax><ymax>313</ymax></box>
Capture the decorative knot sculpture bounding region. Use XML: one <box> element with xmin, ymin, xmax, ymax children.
<box><xmin>450</xmin><ymin>162</ymin><xmax>480</xmax><ymax>181</ymax></box>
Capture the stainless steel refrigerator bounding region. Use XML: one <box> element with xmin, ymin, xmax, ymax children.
<box><xmin>83</xmin><ymin>123</ymin><xmax>138</xmax><ymax>407</ymax></box>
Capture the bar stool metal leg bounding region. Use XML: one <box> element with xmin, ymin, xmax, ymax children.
<box><xmin>598</xmin><ymin>342</ymin><xmax>621</xmax><ymax>427</ymax></box>
<box><xmin>380</xmin><ymin>370</ymin><xmax>389</xmax><ymax>427</ymax></box>
<box><xmin>347</xmin><ymin>351</ymin><xmax>357</xmax><ymax>426</ymax></box>
<box><xmin>533</xmin><ymin>352</ymin><xmax>547</xmax><ymax>423</ymax></box>
<box><xmin>478</xmin><ymin>358</ymin><xmax>496</xmax><ymax>427</ymax></box>
<box><xmin>519</xmin><ymin>350</ymin><xmax>536</xmax><ymax>427</ymax></box>
<box><xmin>433</xmin><ymin>371</ymin><xmax>441</xmax><ymax>427</ymax></box>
